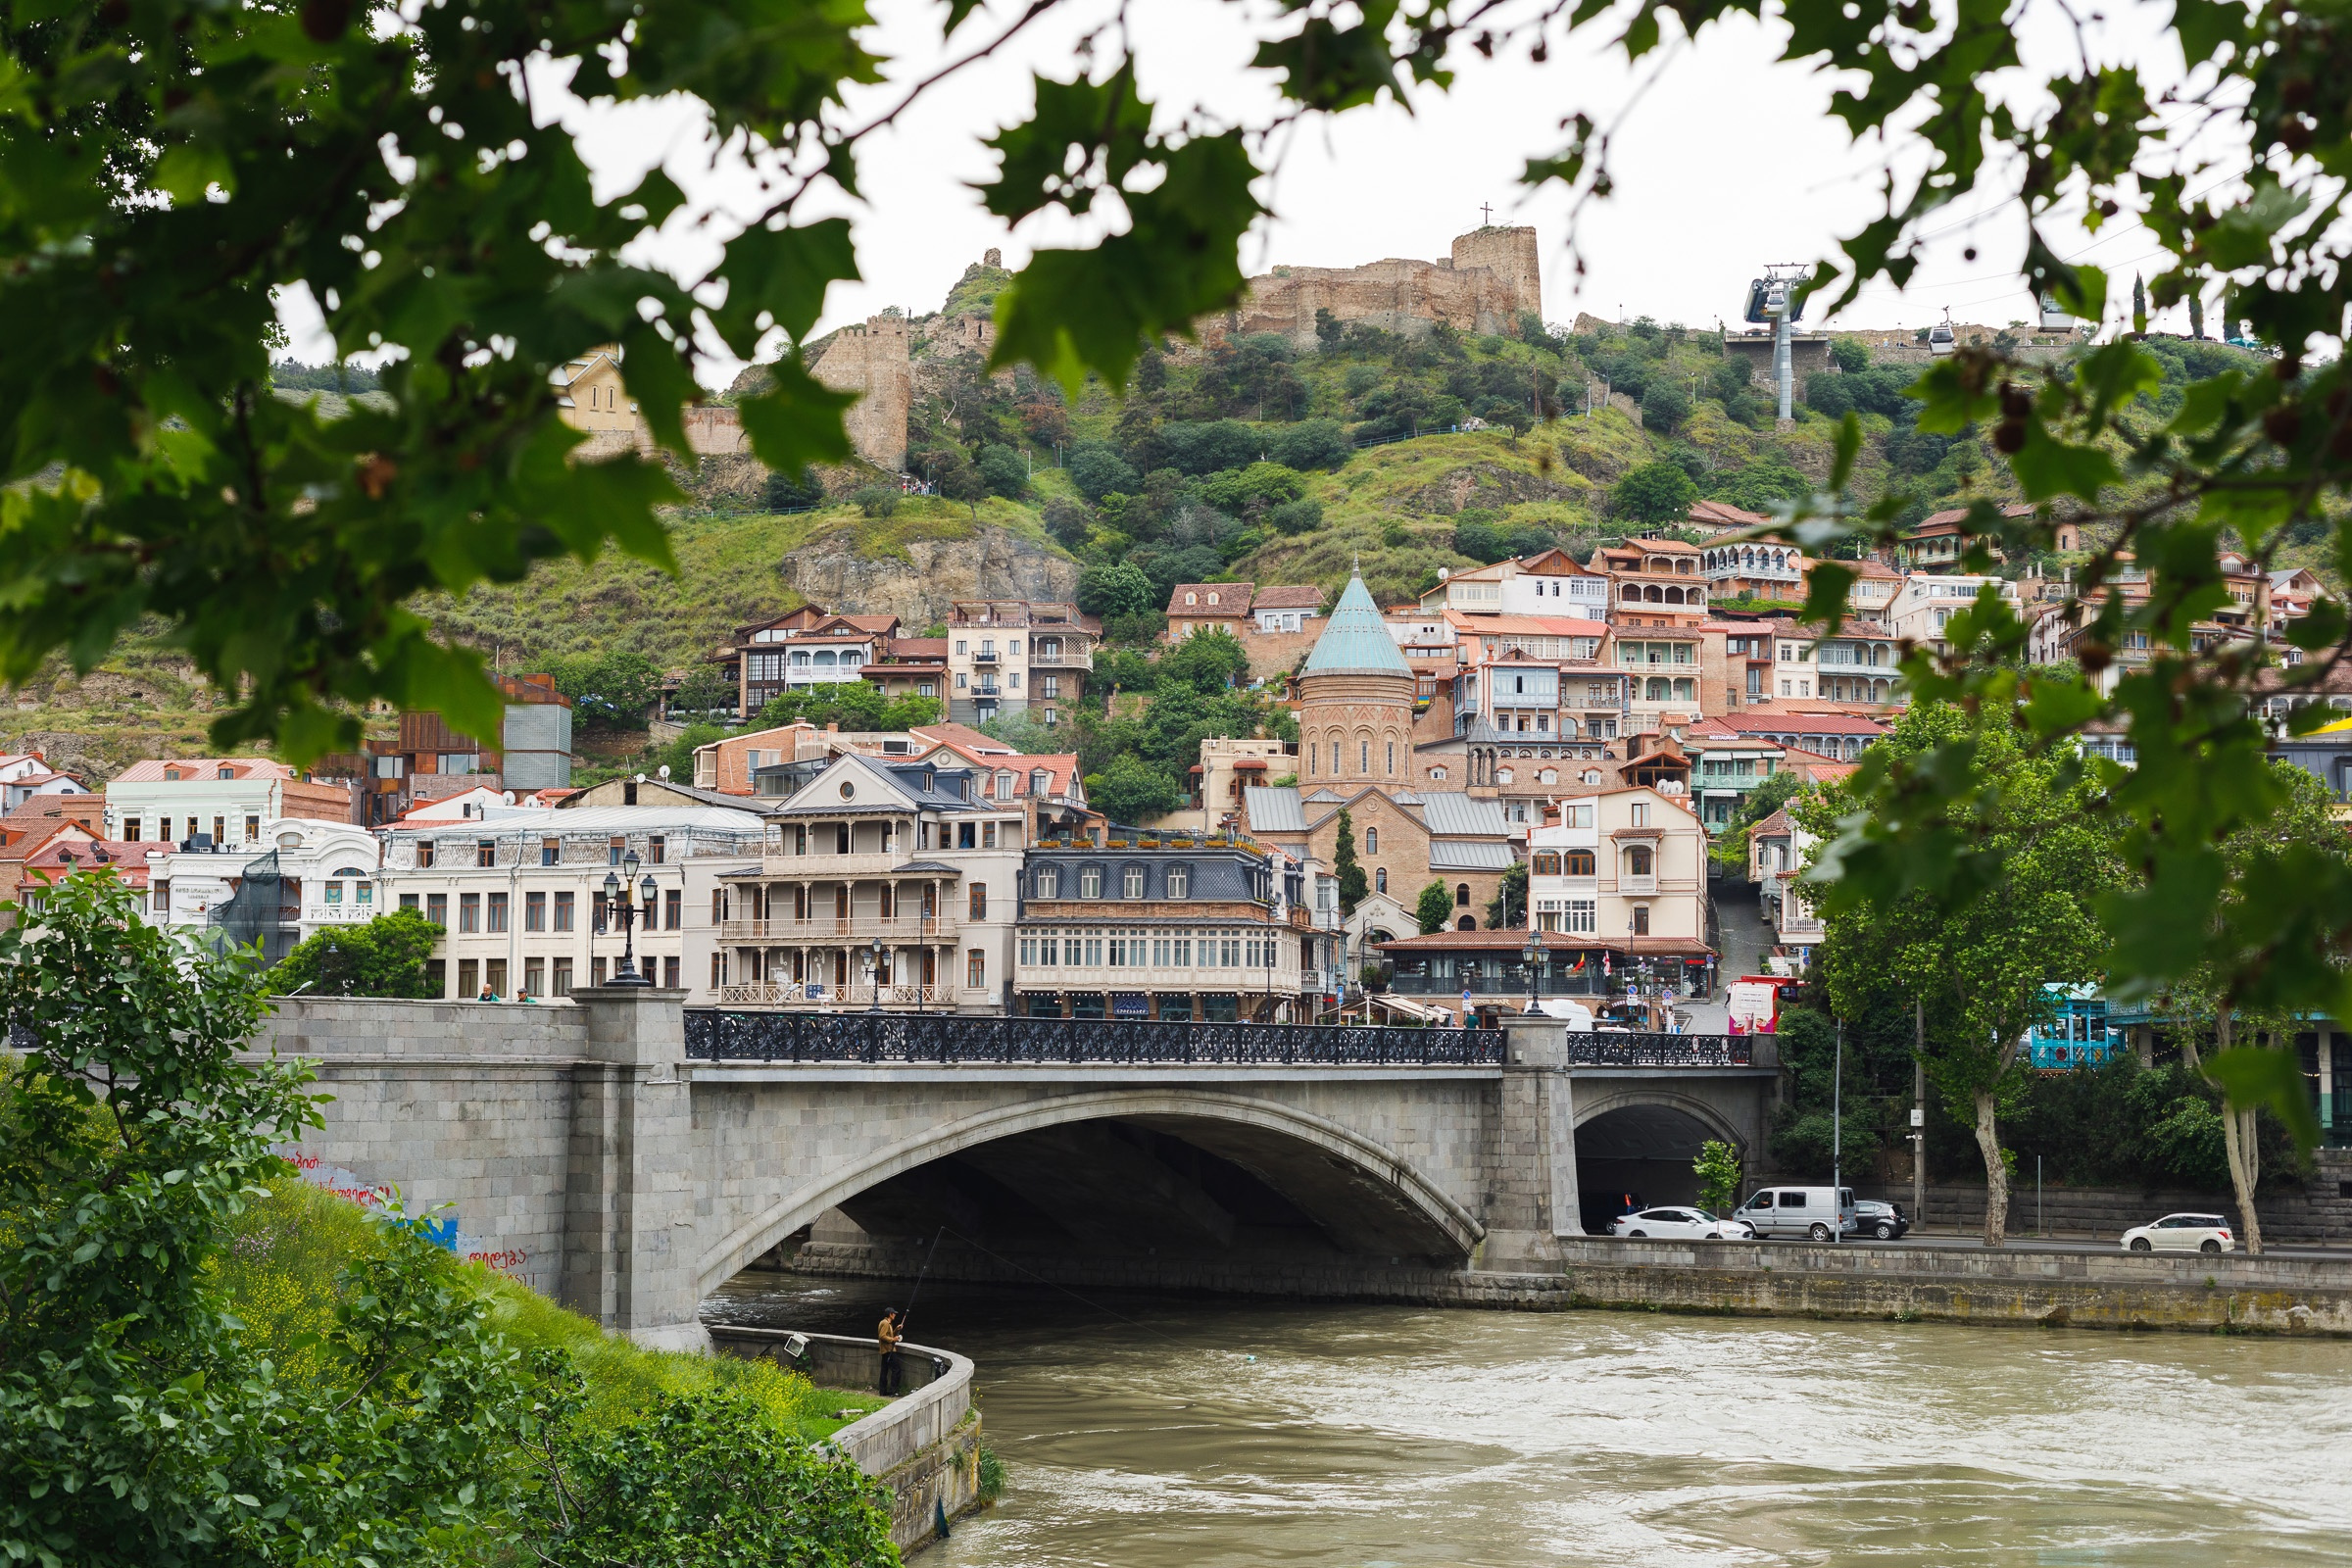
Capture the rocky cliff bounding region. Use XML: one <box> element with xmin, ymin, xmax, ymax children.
<box><xmin>777</xmin><ymin>520</ymin><xmax>1079</xmax><ymax>625</ymax></box>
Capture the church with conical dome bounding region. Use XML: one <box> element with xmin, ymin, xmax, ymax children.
<box><xmin>1297</xmin><ymin>570</ymin><xmax>1418</xmax><ymax>788</ymax></box>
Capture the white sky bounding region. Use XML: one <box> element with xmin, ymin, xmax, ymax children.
<box><xmin>287</xmin><ymin>0</ymin><xmax>2235</xmax><ymax>384</ymax></box>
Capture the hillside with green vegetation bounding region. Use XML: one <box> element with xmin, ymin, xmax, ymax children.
<box><xmin>4</xmin><ymin>312</ymin><xmax>2294</xmax><ymax>786</ymax></box>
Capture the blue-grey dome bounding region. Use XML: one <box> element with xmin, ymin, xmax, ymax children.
<box><xmin>1300</xmin><ymin>572</ymin><xmax>1413</xmax><ymax>678</ymax></box>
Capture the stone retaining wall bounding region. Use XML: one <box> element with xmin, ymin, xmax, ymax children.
<box><xmin>784</xmin><ymin>1234</ymin><xmax>2352</xmax><ymax>1335</ymax></box>
<box><xmin>710</xmin><ymin>1327</ymin><xmax>982</xmax><ymax>1555</ymax></box>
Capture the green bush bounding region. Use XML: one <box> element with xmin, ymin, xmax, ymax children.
<box><xmin>1611</xmin><ymin>460</ymin><xmax>1697</xmax><ymax>524</ymax></box>
<box><xmin>1068</xmin><ymin>441</ymin><xmax>1140</xmax><ymax>503</ymax></box>
<box><xmin>1264</xmin><ymin>418</ymin><xmax>1352</xmax><ymax>470</ymax></box>
<box><xmin>976</xmin><ymin>443</ymin><xmax>1029</xmax><ymax>499</ymax></box>
<box><xmin>852</xmin><ymin>482</ymin><xmax>902</xmax><ymax>517</ymax></box>
<box><xmin>1267</xmin><ymin>497</ymin><xmax>1323</xmax><ymax>535</ymax></box>
<box><xmin>1199</xmin><ymin>461</ymin><xmax>1304</xmax><ymax>514</ymax></box>
<box><xmin>1640</xmin><ymin>380</ymin><xmax>1690</xmax><ymax>432</ymax></box>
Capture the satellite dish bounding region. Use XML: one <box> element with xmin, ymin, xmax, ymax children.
<box><xmin>1437</xmin><ymin>567</ymin><xmax>1450</xmax><ymax>581</ymax></box>
<box><xmin>633</xmin><ymin>772</ymin><xmax>647</xmax><ymax>784</ymax></box>
<box><xmin>658</xmin><ymin>764</ymin><xmax>671</xmax><ymax>780</ymax></box>
<box><xmin>503</xmin><ymin>790</ymin><xmax>517</xmax><ymax>805</ymax></box>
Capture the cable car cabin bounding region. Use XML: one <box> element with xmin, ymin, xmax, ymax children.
<box><xmin>1928</xmin><ymin>320</ymin><xmax>1957</xmax><ymax>357</ymax></box>
<box><xmin>2028</xmin><ymin>984</ymin><xmax>2124</xmax><ymax>1069</ymax></box>
<box><xmin>1743</xmin><ymin>278</ymin><xmax>1770</xmax><ymax>323</ymax></box>
<box><xmin>2037</xmin><ymin>292</ymin><xmax>2076</xmax><ymax>331</ymax></box>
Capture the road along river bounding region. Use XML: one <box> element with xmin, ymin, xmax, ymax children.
<box><xmin>709</xmin><ymin>1274</ymin><xmax>2352</xmax><ymax>1567</ymax></box>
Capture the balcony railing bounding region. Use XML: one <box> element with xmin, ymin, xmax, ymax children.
<box><xmin>720</xmin><ymin>916</ymin><xmax>953</xmax><ymax>943</ymax></box>
<box><xmin>718</xmin><ymin>981</ymin><xmax>953</xmax><ymax>1006</ymax></box>
<box><xmin>1619</xmin><ymin>874</ymin><xmax>1658</xmax><ymax>896</ymax></box>
<box><xmin>684</xmin><ymin>1011</ymin><xmax>1507</xmax><ymax>1064</ymax></box>
<box><xmin>1015</xmin><ymin>961</ymin><xmax>1303</xmax><ymax>991</ymax></box>
<box><xmin>758</xmin><ymin>852</ymin><xmax>952</xmax><ymax>877</ymax></box>
<box><xmin>1030</xmin><ymin>646</ymin><xmax>1093</xmax><ymax>669</ymax></box>
<box><xmin>972</xmin><ymin>649</ymin><xmax>1000</xmax><ymax>663</ymax></box>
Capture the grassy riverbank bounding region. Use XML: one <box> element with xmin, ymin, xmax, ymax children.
<box><xmin>219</xmin><ymin>1179</ymin><xmax>887</xmax><ymax>1440</ymax></box>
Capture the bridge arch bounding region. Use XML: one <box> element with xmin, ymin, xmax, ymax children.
<box><xmin>1572</xmin><ymin>1089</ymin><xmax>1752</xmax><ymax>1232</ymax></box>
<box><xmin>698</xmin><ymin>1089</ymin><xmax>1488</xmax><ymax>1293</ymax></box>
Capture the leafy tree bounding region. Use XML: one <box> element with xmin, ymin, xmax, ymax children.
<box><xmin>1091</xmin><ymin>754</ymin><xmax>1186</xmax><ymax>826</ymax></box>
<box><xmin>1708</xmin><ymin>355</ymin><xmax>1754</xmax><ymax>404</ymax></box>
<box><xmin>1160</xmin><ymin>419</ymin><xmax>1258</xmax><ymax>476</ymax></box>
<box><xmin>975</xmin><ymin>444</ymin><xmax>1029</xmax><ymax>499</ymax></box>
<box><xmin>1415</xmin><ymin>880</ymin><xmax>1453</xmax><ymax>935</ymax></box>
<box><xmin>1267</xmin><ymin>498</ymin><xmax>1324</xmax><ymax>536</ymax></box>
<box><xmin>1315</xmin><ymin>308</ymin><xmax>1344</xmax><ymax>349</ymax></box>
<box><xmin>1076</xmin><ymin>562</ymin><xmax>1156</xmax><ymax>619</ymax></box>
<box><xmin>1333</xmin><ymin>809</ymin><xmax>1368</xmax><ymax>917</ymax></box>
<box><xmin>1640</xmin><ymin>379</ymin><xmax>1690</xmax><ymax>433</ymax></box>
<box><xmin>754</xmin><ymin>680</ymin><xmax>888</xmax><ymax>733</ymax></box>
<box><xmin>1805</xmin><ymin>373</ymin><xmax>1857</xmax><ymax>418</ymax></box>
<box><xmin>760</xmin><ymin>467</ymin><xmax>825</xmax><ymax>512</ymax></box>
<box><xmin>1611</xmin><ymin>461</ymin><xmax>1697</xmax><ymax>525</ymax></box>
<box><xmin>1198</xmin><ymin>462</ymin><xmax>1305</xmax><ymax>515</ymax></box>
<box><xmin>926</xmin><ymin>449</ymin><xmax>990</xmax><ymax>518</ymax></box>
<box><xmin>1067</xmin><ymin>443</ymin><xmax>1141</xmax><ymax>506</ymax></box>
<box><xmin>1454</xmin><ymin>516</ymin><xmax>1510</xmax><ymax>564</ymax></box>
<box><xmin>0</xmin><ymin>875</ymin><xmax>535</xmax><ymax>1568</ymax></box>
<box><xmin>1042</xmin><ymin>496</ymin><xmax>1093</xmax><ymax>550</ymax></box>
<box><xmin>1828</xmin><ymin>337</ymin><xmax>1870</xmax><ymax>374</ymax></box>
<box><xmin>2146</xmin><ymin>763</ymin><xmax>2348</xmax><ymax>1251</ymax></box>
<box><xmin>273</xmin><ymin>908</ymin><xmax>445</xmax><ymax>999</ymax></box>
<box><xmin>521</xmin><ymin>1382</ymin><xmax>894</xmax><ymax>1568</ymax></box>
<box><xmin>975</xmin><ymin>712</ymin><xmax>1067</xmax><ymax>754</ymax></box>
<box><xmin>1709</xmin><ymin>768</ymin><xmax>1807</xmax><ymax>870</ymax></box>
<box><xmin>1801</xmin><ymin>702</ymin><xmax>2120</xmax><ymax>1246</ymax></box>
<box><xmin>1264</xmin><ymin>419</ymin><xmax>1353</xmax><ymax>471</ymax></box>
<box><xmin>652</xmin><ymin>720</ymin><xmax>727</xmax><ymax>782</ymax></box>
<box><xmin>1485</xmin><ymin>862</ymin><xmax>1527</xmax><ymax>930</ymax></box>
<box><xmin>670</xmin><ymin>664</ymin><xmax>738</xmax><ymax>718</ymax></box>
<box><xmin>552</xmin><ymin>650</ymin><xmax>664</xmax><ymax>729</ymax></box>
<box><xmin>1708</xmin><ymin>461</ymin><xmax>1811</xmax><ymax>515</ymax></box>
<box><xmin>1693</xmin><ymin>1139</ymin><xmax>1743</xmax><ymax>1214</ymax></box>
<box><xmin>1160</xmin><ymin>629</ymin><xmax>1251</xmax><ymax>694</ymax></box>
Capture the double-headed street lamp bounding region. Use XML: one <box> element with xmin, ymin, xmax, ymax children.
<box><xmin>1522</xmin><ymin>926</ymin><xmax>1544</xmax><ymax>1012</ymax></box>
<box><xmin>603</xmin><ymin>850</ymin><xmax>658</xmax><ymax>987</ymax></box>
<box><xmin>866</xmin><ymin>937</ymin><xmax>885</xmax><ymax>1013</ymax></box>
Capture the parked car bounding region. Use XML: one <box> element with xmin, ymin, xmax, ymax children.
<box><xmin>1854</xmin><ymin>1200</ymin><xmax>1910</xmax><ymax>1241</ymax></box>
<box><xmin>1611</xmin><ymin>1206</ymin><xmax>1756</xmax><ymax>1241</ymax></box>
<box><xmin>2120</xmin><ymin>1213</ymin><xmax>2235</xmax><ymax>1253</ymax></box>
<box><xmin>1731</xmin><ymin>1186</ymin><xmax>1858</xmax><ymax>1241</ymax></box>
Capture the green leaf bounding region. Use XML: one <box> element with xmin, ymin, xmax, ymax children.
<box><xmin>2202</xmin><ymin>1046</ymin><xmax>2322</xmax><ymax>1150</ymax></box>
<box><xmin>736</xmin><ymin>356</ymin><xmax>858</xmax><ymax>475</ymax></box>
<box><xmin>710</xmin><ymin>219</ymin><xmax>858</xmax><ymax>357</ymax></box>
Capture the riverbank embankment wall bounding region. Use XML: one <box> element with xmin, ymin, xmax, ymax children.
<box><xmin>710</xmin><ymin>1326</ymin><xmax>981</xmax><ymax>1554</ymax></box>
<box><xmin>781</xmin><ymin>1236</ymin><xmax>2352</xmax><ymax>1335</ymax></box>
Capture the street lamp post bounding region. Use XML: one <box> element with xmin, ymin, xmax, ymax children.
<box><xmin>1522</xmin><ymin>927</ymin><xmax>1544</xmax><ymax>1013</ymax></box>
<box><xmin>603</xmin><ymin>850</ymin><xmax>652</xmax><ymax>987</ymax></box>
<box><xmin>866</xmin><ymin>937</ymin><xmax>884</xmax><ymax>1012</ymax></box>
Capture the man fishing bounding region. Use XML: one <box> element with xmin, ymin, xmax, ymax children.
<box><xmin>876</xmin><ymin>1304</ymin><xmax>905</xmax><ymax>1396</ymax></box>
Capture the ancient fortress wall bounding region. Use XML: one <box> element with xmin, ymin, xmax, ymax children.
<box><xmin>1225</xmin><ymin>224</ymin><xmax>1542</xmax><ymax>347</ymax></box>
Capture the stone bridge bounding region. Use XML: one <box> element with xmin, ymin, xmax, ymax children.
<box><xmin>249</xmin><ymin>991</ymin><xmax>1777</xmax><ymax>1346</ymax></box>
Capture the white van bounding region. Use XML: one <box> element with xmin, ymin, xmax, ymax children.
<box><xmin>1732</xmin><ymin>1186</ymin><xmax>1858</xmax><ymax>1241</ymax></box>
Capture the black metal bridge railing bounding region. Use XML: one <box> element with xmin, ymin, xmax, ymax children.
<box><xmin>682</xmin><ymin>1011</ymin><xmax>1508</xmax><ymax>1066</ymax></box>
<box><xmin>1565</xmin><ymin>1034</ymin><xmax>1749</xmax><ymax>1067</ymax></box>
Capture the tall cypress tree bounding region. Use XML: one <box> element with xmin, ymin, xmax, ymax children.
<box><xmin>1333</xmin><ymin>808</ymin><xmax>1369</xmax><ymax>916</ymax></box>
<box><xmin>2132</xmin><ymin>273</ymin><xmax>2147</xmax><ymax>331</ymax></box>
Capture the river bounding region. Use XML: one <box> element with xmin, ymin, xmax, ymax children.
<box><xmin>710</xmin><ymin>1274</ymin><xmax>2352</xmax><ymax>1566</ymax></box>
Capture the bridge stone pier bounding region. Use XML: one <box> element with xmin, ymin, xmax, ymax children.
<box><xmin>247</xmin><ymin>993</ymin><xmax>1776</xmax><ymax>1345</ymax></box>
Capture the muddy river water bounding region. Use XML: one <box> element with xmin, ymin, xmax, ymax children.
<box><xmin>710</xmin><ymin>1275</ymin><xmax>2352</xmax><ymax>1567</ymax></box>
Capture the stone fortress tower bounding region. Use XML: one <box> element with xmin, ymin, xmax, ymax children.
<box><xmin>1298</xmin><ymin>569</ymin><xmax>1419</xmax><ymax>788</ymax></box>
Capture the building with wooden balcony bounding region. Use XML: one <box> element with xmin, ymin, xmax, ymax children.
<box><xmin>1013</xmin><ymin>832</ymin><xmax>1316</xmax><ymax>1022</ymax></box>
<box><xmin>706</xmin><ymin>752</ymin><xmax>1025</xmax><ymax>1012</ymax></box>
<box><xmin>1520</xmin><ymin>784</ymin><xmax>1712</xmax><ymax>993</ymax></box>
<box><xmin>944</xmin><ymin>601</ymin><xmax>1098</xmax><ymax>729</ymax></box>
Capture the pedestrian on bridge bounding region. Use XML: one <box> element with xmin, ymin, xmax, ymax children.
<box><xmin>877</xmin><ymin>1306</ymin><xmax>906</xmax><ymax>1396</ymax></box>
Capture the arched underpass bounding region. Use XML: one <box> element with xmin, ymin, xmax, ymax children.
<box><xmin>1575</xmin><ymin>1101</ymin><xmax>1741</xmax><ymax>1235</ymax></box>
<box><xmin>788</xmin><ymin>1112</ymin><xmax>1479</xmax><ymax>1279</ymax></box>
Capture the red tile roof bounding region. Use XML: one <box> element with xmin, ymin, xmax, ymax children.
<box><xmin>1250</xmin><ymin>585</ymin><xmax>1327</xmax><ymax>611</ymax></box>
<box><xmin>1167</xmin><ymin>583</ymin><xmax>1253</xmax><ymax>616</ymax></box>
<box><xmin>1690</xmin><ymin>499</ymin><xmax>1772</xmax><ymax>527</ymax></box>
<box><xmin>111</xmin><ymin>758</ymin><xmax>296</xmax><ymax>783</ymax></box>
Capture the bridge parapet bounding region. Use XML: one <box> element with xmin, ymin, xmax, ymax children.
<box><xmin>683</xmin><ymin>1010</ymin><xmax>1507</xmax><ymax>1066</ymax></box>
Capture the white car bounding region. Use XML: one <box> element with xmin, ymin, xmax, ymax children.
<box><xmin>1612</xmin><ymin>1206</ymin><xmax>1755</xmax><ymax>1241</ymax></box>
<box><xmin>2121</xmin><ymin>1213</ymin><xmax>2235</xmax><ymax>1254</ymax></box>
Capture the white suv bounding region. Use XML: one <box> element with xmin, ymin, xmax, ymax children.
<box><xmin>2120</xmin><ymin>1213</ymin><xmax>2234</xmax><ymax>1254</ymax></box>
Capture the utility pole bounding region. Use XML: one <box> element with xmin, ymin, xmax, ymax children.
<box><xmin>1912</xmin><ymin>999</ymin><xmax>1927</xmax><ymax>1233</ymax></box>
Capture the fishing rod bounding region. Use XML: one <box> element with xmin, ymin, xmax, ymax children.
<box><xmin>897</xmin><ymin>1226</ymin><xmax>944</xmax><ymax>1332</ymax></box>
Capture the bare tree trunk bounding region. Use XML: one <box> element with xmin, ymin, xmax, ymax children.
<box><xmin>1975</xmin><ymin>1089</ymin><xmax>2009</xmax><ymax>1247</ymax></box>
<box><xmin>2207</xmin><ymin>1014</ymin><xmax>2265</xmax><ymax>1254</ymax></box>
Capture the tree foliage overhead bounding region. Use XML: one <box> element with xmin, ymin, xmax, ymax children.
<box><xmin>271</xmin><ymin>907</ymin><xmax>446</xmax><ymax>1000</ymax></box>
